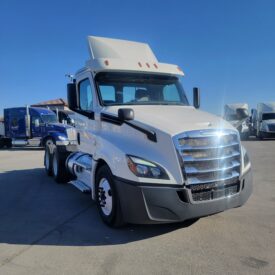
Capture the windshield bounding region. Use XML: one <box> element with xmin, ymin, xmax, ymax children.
<box><xmin>95</xmin><ymin>72</ymin><xmax>189</xmax><ymax>106</ymax></box>
<box><xmin>41</xmin><ymin>114</ymin><xmax>57</xmax><ymax>124</ymax></box>
<box><xmin>262</xmin><ymin>113</ymin><xmax>275</xmax><ymax>120</ymax></box>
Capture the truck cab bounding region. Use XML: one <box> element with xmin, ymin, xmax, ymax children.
<box><xmin>0</xmin><ymin>107</ymin><xmax>75</xmax><ymax>148</ymax></box>
<box><xmin>44</xmin><ymin>36</ymin><xmax>253</xmax><ymax>227</ymax></box>
<box><xmin>256</xmin><ymin>102</ymin><xmax>275</xmax><ymax>139</ymax></box>
<box><xmin>223</xmin><ymin>103</ymin><xmax>250</xmax><ymax>140</ymax></box>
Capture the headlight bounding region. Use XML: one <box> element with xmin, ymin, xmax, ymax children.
<box><xmin>242</xmin><ymin>145</ymin><xmax>251</xmax><ymax>174</ymax></box>
<box><xmin>58</xmin><ymin>135</ymin><xmax>67</xmax><ymax>140</ymax></box>
<box><xmin>126</xmin><ymin>155</ymin><xmax>169</xmax><ymax>179</ymax></box>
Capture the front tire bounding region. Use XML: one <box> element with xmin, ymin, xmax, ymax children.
<box><xmin>95</xmin><ymin>165</ymin><xmax>125</xmax><ymax>227</ymax></box>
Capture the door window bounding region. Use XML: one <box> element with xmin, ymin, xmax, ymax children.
<box><xmin>79</xmin><ymin>79</ymin><xmax>93</xmax><ymax>111</ymax></box>
<box><xmin>31</xmin><ymin>116</ymin><xmax>41</xmax><ymax>128</ymax></box>
<box><xmin>11</xmin><ymin>118</ymin><xmax>18</xmax><ymax>127</ymax></box>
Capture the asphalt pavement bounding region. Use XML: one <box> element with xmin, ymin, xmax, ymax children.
<box><xmin>0</xmin><ymin>140</ymin><xmax>274</xmax><ymax>275</ymax></box>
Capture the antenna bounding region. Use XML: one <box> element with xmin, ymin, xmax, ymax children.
<box><xmin>65</xmin><ymin>74</ymin><xmax>74</xmax><ymax>82</ymax></box>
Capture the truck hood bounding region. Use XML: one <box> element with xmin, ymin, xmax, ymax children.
<box><xmin>47</xmin><ymin>122</ymin><xmax>72</xmax><ymax>132</ymax></box>
<box><xmin>103</xmin><ymin>105</ymin><xmax>235</xmax><ymax>136</ymax></box>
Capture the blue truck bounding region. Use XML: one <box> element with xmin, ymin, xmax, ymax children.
<box><xmin>0</xmin><ymin>106</ymin><xmax>75</xmax><ymax>149</ymax></box>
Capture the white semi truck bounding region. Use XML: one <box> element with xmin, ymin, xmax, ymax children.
<box><xmin>44</xmin><ymin>36</ymin><xmax>252</xmax><ymax>227</ymax></box>
<box><xmin>254</xmin><ymin>102</ymin><xmax>275</xmax><ymax>139</ymax></box>
<box><xmin>224</xmin><ymin>103</ymin><xmax>250</xmax><ymax>140</ymax></box>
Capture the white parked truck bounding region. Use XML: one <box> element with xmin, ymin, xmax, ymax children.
<box><xmin>224</xmin><ymin>103</ymin><xmax>250</xmax><ymax>140</ymax></box>
<box><xmin>255</xmin><ymin>102</ymin><xmax>275</xmax><ymax>139</ymax></box>
<box><xmin>44</xmin><ymin>36</ymin><xmax>252</xmax><ymax>227</ymax></box>
<box><xmin>0</xmin><ymin>120</ymin><xmax>4</xmax><ymax>137</ymax></box>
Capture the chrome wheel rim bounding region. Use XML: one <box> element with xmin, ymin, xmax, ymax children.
<box><xmin>46</xmin><ymin>140</ymin><xmax>54</xmax><ymax>153</ymax></box>
<box><xmin>98</xmin><ymin>178</ymin><xmax>112</xmax><ymax>216</ymax></box>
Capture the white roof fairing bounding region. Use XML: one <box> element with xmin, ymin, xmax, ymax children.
<box><xmin>257</xmin><ymin>102</ymin><xmax>275</xmax><ymax>113</ymax></box>
<box><xmin>84</xmin><ymin>36</ymin><xmax>184</xmax><ymax>76</ymax></box>
<box><xmin>224</xmin><ymin>103</ymin><xmax>249</xmax><ymax>115</ymax></box>
<box><xmin>88</xmin><ymin>36</ymin><xmax>158</xmax><ymax>62</ymax></box>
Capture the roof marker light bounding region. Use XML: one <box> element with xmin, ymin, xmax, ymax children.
<box><xmin>153</xmin><ymin>63</ymin><xmax>158</xmax><ymax>69</ymax></box>
<box><xmin>177</xmin><ymin>66</ymin><xmax>182</xmax><ymax>72</ymax></box>
<box><xmin>146</xmin><ymin>63</ymin><xmax>150</xmax><ymax>68</ymax></box>
<box><xmin>138</xmin><ymin>62</ymin><xmax>142</xmax><ymax>67</ymax></box>
<box><xmin>104</xmin><ymin>60</ymin><xmax>109</xmax><ymax>66</ymax></box>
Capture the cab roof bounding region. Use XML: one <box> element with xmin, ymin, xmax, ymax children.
<box><xmin>76</xmin><ymin>36</ymin><xmax>184</xmax><ymax>77</ymax></box>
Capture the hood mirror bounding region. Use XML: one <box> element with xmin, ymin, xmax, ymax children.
<box><xmin>118</xmin><ymin>108</ymin><xmax>134</xmax><ymax>121</ymax></box>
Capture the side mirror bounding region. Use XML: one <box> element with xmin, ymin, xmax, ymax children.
<box><xmin>193</xmin><ymin>87</ymin><xmax>200</xmax><ymax>109</ymax></box>
<box><xmin>67</xmin><ymin>83</ymin><xmax>78</xmax><ymax>111</ymax></box>
<box><xmin>118</xmin><ymin>108</ymin><xmax>134</xmax><ymax>121</ymax></box>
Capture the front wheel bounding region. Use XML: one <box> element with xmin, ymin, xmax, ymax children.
<box><xmin>95</xmin><ymin>165</ymin><xmax>125</xmax><ymax>227</ymax></box>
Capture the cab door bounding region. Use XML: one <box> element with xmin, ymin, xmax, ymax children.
<box><xmin>74</xmin><ymin>74</ymin><xmax>97</xmax><ymax>155</ymax></box>
<box><xmin>31</xmin><ymin>114</ymin><xmax>42</xmax><ymax>138</ymax></box>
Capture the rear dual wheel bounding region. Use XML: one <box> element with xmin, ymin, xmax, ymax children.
<box><xmin>44</xmin><ymin>140</ymin><xmax>71</xmax><ymax>183</ymax></box>
<box><xmin>44</xmin><ymin>144</ymin><xmax>53</xmax><ymax>176</ymax></box>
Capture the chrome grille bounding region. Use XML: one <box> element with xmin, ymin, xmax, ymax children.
<box><xmin>66</xmin><ymin>127</ymin><xmax>77</xmax><ymax>141</ymax></box>
<box><xmin>173</xmin><ymin>129</ymin><xmax>241</xmax><ymax>202</ymax></box>
<box><xmin>191</xmin><ymin>183</ymin><xmax>240</xmax><ymax>202</ymax></box>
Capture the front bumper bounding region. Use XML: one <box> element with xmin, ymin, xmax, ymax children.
<box><xmin>114</xmin><ymin>170</ymin><xmax>253</xmax><ymax>224</ymax></box>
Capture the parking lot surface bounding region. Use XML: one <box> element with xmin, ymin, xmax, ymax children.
<box><xmin>0</xmin><ymin>141</ymin><xmax>274</xmax><ymax>275</ymax></box>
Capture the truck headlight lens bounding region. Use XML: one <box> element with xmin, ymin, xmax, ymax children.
<box><xmin>58</xmin><ymin>135</ymin><xmax>67</xmax><ymax>140</ymax></box>
<box><xmin>126</xmin><ymin>155</ymin><xmax>169</xmax><ymax>179</ymax></box>
<box><xmin>242</xmin><ymin>146</ymin><xmax>251</xmax><ymax>174</ymax></box>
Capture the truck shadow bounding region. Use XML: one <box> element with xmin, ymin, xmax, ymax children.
<box><xmin>0</xmin><ymin>168</ymin><xmax>197</xmax><ymax>247</ymax></box>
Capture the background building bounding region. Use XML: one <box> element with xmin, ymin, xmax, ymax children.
<box><xmin>31</xmin><ymin>98</ymin><xmax>68</xmax><ymax>111</ymax></box>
